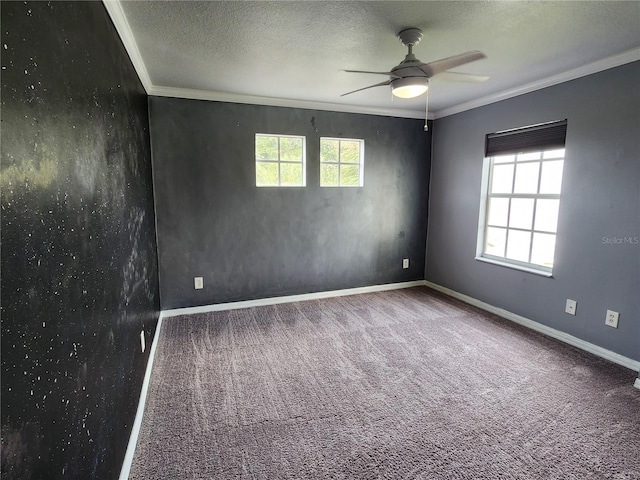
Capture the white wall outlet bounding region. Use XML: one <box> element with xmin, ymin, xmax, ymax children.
<box><xmin>605</xmin><ymin>310</ymin><xmax>619</xmax><ymax>328</ymax></box>
<box><xmin>565</xmin><ymin>299</ymin><xmax>577</xmax><ymax>315</ymax></box>
<box><xmin>140</xmin><ymin>330</ymin><xmax>146</xmax><ymax>353</ymax></box>
<box><xmin>194</xmin><ymin>276</ymin><xmax>204</xmax><ymax>289</ymax></box>
<box><xmin>403</xmin><ymin>258</ymin><xmax>409</xmax><ymax>269</ymax></box>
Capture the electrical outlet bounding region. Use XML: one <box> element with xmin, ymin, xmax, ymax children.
<box><xmin>565</xmin><ymin>299</ymin><xmax>577</xmax><ymax>315</ymax></box>
<box><xmin>403</xmin><ymin>258</ymin><xmax>409</xmax><ymax>269</ymax></box>
<box><xmin>605</xmin><ymin>310</ymin><xmax>619</xmax><ymax>328</ymax></box>
<box><xmin>140</xmin><ymin>331</ymin><xmax>146</xmax><ymax>353</ymax></box>
<box><xmin>194</xmin><ymin>276</ymin><xmax>204</xmax><ymax>289</ymax></box>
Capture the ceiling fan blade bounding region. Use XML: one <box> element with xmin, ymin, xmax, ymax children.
<box><xmin>419</xmin><ymin>51</ymin><xmax>486</xmax><ymax>78</ymax></box>
<box><xmin>345</xmin><ymin>69</ymin><xmax>400</xmax><ymax>79</ymax></box>
<box><xmin>341</xmin><ymin>80</ymin><xmax>392</xmax><ymax>97</ymax></box>
<box><xmin>438</xmin><ymin>71</ymin><xmax>490</xmax><ymax>82</ymax></box>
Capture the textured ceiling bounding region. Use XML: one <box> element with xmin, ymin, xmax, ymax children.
<box><xmin>116</xmin><ymin>0</ymin><xmax>640</xmax><ymax>118</ymax></box>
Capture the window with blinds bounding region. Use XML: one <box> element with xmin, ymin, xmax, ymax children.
<box><xmin>477</xmin><ymin>120</ymin><xmax>567</xmax><ymax>275</ymax></box>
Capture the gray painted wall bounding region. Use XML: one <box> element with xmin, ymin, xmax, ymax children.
<box><xmin>150</xmin><ymin>98</ymin><xmax>431</xmax><ymax>309</ymax></box>
<box><xmin>426</xmin><ymin>62</ymin><xmax>640</xmax><ymax>361</ymax></box>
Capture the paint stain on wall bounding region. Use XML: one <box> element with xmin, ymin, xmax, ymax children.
<box><xmin>1</xmin><ymin>2</ymin><xmax>160</xmax><ymax>478</ymax></box>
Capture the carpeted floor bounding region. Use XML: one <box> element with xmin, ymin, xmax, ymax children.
<box><xmin>129</xmin><ymin>287</ymin><xmax>640</xmax><ymax>479</ymax></box>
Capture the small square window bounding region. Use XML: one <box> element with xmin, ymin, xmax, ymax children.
<box><xmin>320</xmin><ymin>138</ymin><xmax>364</xmax><ymax>187</ymax></box>
<box><xmin>255</xmin><ymin>134</ymin><xmax>306</xmax><ymax>187</ymax></box>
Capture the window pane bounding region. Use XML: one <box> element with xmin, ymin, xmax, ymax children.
<box><xmin>485</xmin><ymin>227</ymin><xmax>506</xmax><ymax>257</ymax></box>
<box><xmin>513</xmin><ymin>162</ymin><xmax>540</xmax><ymax>194</ymax></box>
<box><xmin>256</xmin><ymin>162</ymin><xmax>279</xmax><ymax>186</ymax></box>
<box><xmin>280</xmin><ymin>137</ymin><xmax>302</xmax><ymax>162</ymax></box>
<box><xmin>481</xmin><ymin>125</ymin><xmax>566</xmax><ymax>272</ymax></box>
<box><xmin>543</xmin><ymin>148</ymin><xmax>565</xmax><ymax>159</ymax></box>
<box><xmin>340</xmin><ymin>141</ymin><xmax>360</xmax><ymax>163</ymax></box>
<box><xmin>491</xmin><ymin>164</ymin><xmax>514</xmax><ymax>194</ymax></box>
<box><xmin>320</xmin><ymin>164</ymin><xmax>339</xmax><ymax>186</ymax></box>
<box><xmin>509</xmin><ymin>198</ymin><xmax>534</xmax><ymax>230</ymax></box>
<box><xmin>340</xmin><ymin>165</ymin><xmax>360</xmax><ymax>186</ymax></box>
<box><xmin>506</xmin><ymin>230</ymin><xmax>531</xmax><ymax>262</ymax></box>
<box><xmin>534</xmin><ymin>199</ymin><xmax>560</xmax><ymax>233</ymax></box>
<box><xmin>493</xmin><ymin>154</ymin><xmax>515</xmax><ymax>164</ymax></box>
<box><xmin>255</xmin><ymin>136</ymin><xmax>278</xmax><ymax>160</ymax></box>
<box><xmin>255</xmin><ymin>134</ymin><xmax>306</xmax><ymax>188</ymax></box>
<box><xmin>280</xmin><ymin>163</ymin><xmax>302</xmax><ymax>186</ymax></box>
<box><xmin>531</xmin><ymin>232</ymin><xmax>556</xmax><ymax>267</ymax></box>
<box><xmin>517</xmin><ymin>151</ymin><xmax>540</xmax><ymax>161</ymax></box>
<box><xmin>320</xmin><ymin>139</ymin><xmax>339</xmax><ymax>163</ymax></box>
<box><xmin>539</xmin><ymin>160</ymin><xmax>564</xmax><ymax>194</ymax></box>
<box><xmin>487</xmin><ymin>197</ymin><xmax>509</xmax><ymax>227</ymax></box>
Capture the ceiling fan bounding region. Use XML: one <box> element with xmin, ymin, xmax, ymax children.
<box><xmin>342</xmin><ymin>28</ymin><xmax>488</xmax><ymax>130</ymax></box>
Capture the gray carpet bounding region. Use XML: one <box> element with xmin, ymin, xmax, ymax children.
<box><xmin>129</xmin><ymin>287</ymin><xmax>640</xmax><ymax>479</ymax></box>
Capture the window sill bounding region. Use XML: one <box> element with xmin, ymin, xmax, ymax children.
<box><xmin>475</xmin><ymin>256</ymin><xmax>553</xmax><ymax>278</ymax></box>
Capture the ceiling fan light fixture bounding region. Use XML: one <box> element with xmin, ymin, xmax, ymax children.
<box><xmin>391</xmin><ymin>77</ymin><xmax>428</xmax><ymax>99</ymax></box>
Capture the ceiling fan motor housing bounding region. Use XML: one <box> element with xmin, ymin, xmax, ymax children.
<box><xmin>393</xmin><ymin>28</ymin><xmax>428</xmax><ymax>78</ymax></box>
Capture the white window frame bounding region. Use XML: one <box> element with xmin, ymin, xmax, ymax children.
<box><xmin>255</xmin><ymin>133</ymin><xmax>306</xmax><ymax>187</ymax></box>
<box><xmin>476</xmin><ymin>144</ymin><xmax>566</xmax><ymax>277</ymax></box>
<box><xmin>319</xmin><ymin>137</ymin><xmax>365</xmax><ymax>187</ymax></box>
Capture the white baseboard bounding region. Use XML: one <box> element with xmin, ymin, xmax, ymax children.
<box><xmin>119</xmin><ymin>313</ymin><xmax>164</xmax><ymax>480</ymax></box>
<box><xmin>162</xmin><ymin>280</ymin><xmax>426</xmax><ymax>318</ymax></box>
<box><xmin>424</xmin><ymin>281</ymin><xmax>640</xmax><ymax>373</ymax></box>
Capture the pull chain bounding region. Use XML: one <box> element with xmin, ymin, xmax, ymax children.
<box><xmin>424</xmin><ymin>91</ymin><xmax>429</xmax><ymax>131</ymax></box>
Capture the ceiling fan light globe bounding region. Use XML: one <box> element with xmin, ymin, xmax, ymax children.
<box><xmin>391</xmin><ymin>77</ymin><xmax>428</xmax><ymax>99</ymax></box>
<box><xmin>392</xmin><ymin>85</ymin><xmax>428</xmax><ymax>98</ymax></box>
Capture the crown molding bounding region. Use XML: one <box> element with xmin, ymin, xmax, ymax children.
<box><xmin>103</xmin><ymin>0</ymin><xmax>638</xmax><ymax>121</ymax></box>
<box><xmin>149</xmin><ymin>85</ymin><xmax>428</xmax><ymax>120</ymax></box>
<box><xmin>102</xmin><ymin>0</ymin><xmax>152</xmax><ymax>93</ymax></box>
<box><xmin>433</xmin><ymin>48</ymin><xmax>640</xmax><ymax>119</ymax></box>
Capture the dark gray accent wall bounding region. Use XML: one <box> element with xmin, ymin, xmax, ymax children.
<box><xmin>1</xmin><ymin>2</ymin><xmax>160</xmax><ymax>478</ymax></box>
<box><xmin>150</xmin><ymin>97</ymin><xmax>431</xmax><ymax>309</ymax></box>
<box><xmin>426</xmin><ymin>62</ymin><xmax>640</xmax><ymax>361</ymax></box>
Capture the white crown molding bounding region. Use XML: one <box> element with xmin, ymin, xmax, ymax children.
<box><xmin>103</xmin><ymin>0</ymin><xmax>637</xmax><ymax>121</ymax></box>
<box><xmin>149</xmin><ymin>85</ymin><xmax>428</xmax><ymax>120</ymax></box>
<box><xmin>102</xmin><ymin>0</ymin><xmax>152</xmax><ymax>93</ymax></box>
<box><xmin>433</xmin><ymin>48</ymin><xmax>640</xmax><ymax>119</ymax></box>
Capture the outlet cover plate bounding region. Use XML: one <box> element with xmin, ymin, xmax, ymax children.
<box><xmin>565</xmin><ymin>299</ymin><xmax>577</xmax><ymax>315</ymax></box>
<box><xmin>403</xmin><ymin>258</ymin><xmax>409</xmax><ymax>269</ymax></box>
<box><xmin>605</xmin><ymin>310</ymin><xmax>619</xmax><ymax>328</ymax></box>
<box><xmin>194</xmin><ymin>276</ymin><xmax>204</xmax><ymax>289</ymax></box>
<box><xmin>140</xmin><ymin>331</ymin><xmax>146</xmax><ymax>353</ymax></box>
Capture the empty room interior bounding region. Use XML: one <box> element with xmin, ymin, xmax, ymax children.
<box><xmin>2</xmin><ymin>1</ymin><xmax>639</xmax><ymax>478</ymax></box>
